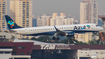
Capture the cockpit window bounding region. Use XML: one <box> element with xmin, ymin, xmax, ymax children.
<box><xmin>96</xmin><ymin>25</ymin><xmax>99</xmax><ymax>26</ymax></box>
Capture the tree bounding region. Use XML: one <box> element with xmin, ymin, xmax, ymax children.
<box><xmin>30</xmin><ymin>37</ymin><xmax>37</xmax><ymax>40</ymax></box>
<box><xmin>75</xmin><ymin>41</ymin><xmax>88</xmax><ymax>45</ymax></box>
<box><xmin>88</xmin><ymin>39</ymin><xmax>100</xmax><ymax>45</ymax></box>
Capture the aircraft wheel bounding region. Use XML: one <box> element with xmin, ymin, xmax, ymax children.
<box><xmin>52</xmin><ymin>36</ymin><xmax>56</xmax><ymax>40</ymax></box>
<box><xmin>57</xmin><ymin>37</ymin><xmax>60</xmax><ymax>40</ymax></box>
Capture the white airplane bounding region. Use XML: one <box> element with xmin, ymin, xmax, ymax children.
<box><xmin>5</xmin><ymin>15</ymin><xmax>103</xmax><ymax>40</ymax></box>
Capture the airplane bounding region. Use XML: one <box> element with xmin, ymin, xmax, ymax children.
<box><xmin>5</xmin><ymin>15</ymin><xmax>103</xmax><ymax>40</ymax></box>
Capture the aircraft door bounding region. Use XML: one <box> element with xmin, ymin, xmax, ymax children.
<box><xmin>25</xmin><ymin>29</ymin><xmax>28</xmax><ymax>34</ymax></box>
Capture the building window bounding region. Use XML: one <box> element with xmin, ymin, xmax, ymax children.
<box><xmin>3</xmin><ymin>6</ymin><xmax>5</xmax><ymax>7</ymax></box>
<box><xmin>27</xmin><ymin>3</ymin><xmax>29</xmax><ymax>5</ymax></box>
<box><xmin>27</xmin><ymin>52</ymin><xmax>29</xmax><ymax>55</ymax></box>
<box><xmin>23</xmin><ymin>25</ymin><xmax>25</xmax><ymax>26</ymax></box>
<box><xmin>2</xmin><ymin>27</ymin><xmax>5</xmax><ymax>28</ymax></box>
<box><xmin>2</xmin><ymin>4</ymin><xmax>5</xmax><ymax>5</ymax></box>
<box><xmin>20</xmin><ymin>52</ymin><xmax>24</xmax><ymax>55</ymax></box>
<box><xmin>18</xmin><ymin>46</ymin><xmax>25</xmax><ymax>49</ymax></box>
<box><xmin>23</xmin><ymin>4</ymin><xmax>25</xmax><ymax>5</ymax></box>
<box><xmin>2</xmin><ymin>25</ymin><xmax>5</xmax><ymax>26</ymax></box>
<box><xmin>3</xmin><ymin>2</ymin><xmax>5</xmax><ymax>3</ymax></box>
<box><xmin>5</xmin><ymin>52</ymin><xmax>10</xmax><ymax>54</ymax></box>
<box><xmin>23</xmin><ymin>2</ymin><xmax>25</xmax><ymax>3</ymax></box>
<box><xmin>2</xmin><ymin>12</ymin><xmax>5</xmax><ymax>14</ymax></box>
<box><xmin>27</xmin><ymin>25</ymin><xmax>29</xmax><ymax>27</ymax></box>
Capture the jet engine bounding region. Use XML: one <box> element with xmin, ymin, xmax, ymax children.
<box><xmin>65</xmin><ymin>32</ymin><xmax>74</xmax><ymax>37</ymax></box>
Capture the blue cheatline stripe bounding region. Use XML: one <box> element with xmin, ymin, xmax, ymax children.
<box><xmin>25</xmin><ymin>30</ymin><xmax>96</xmax><ymax>36</ymax></box>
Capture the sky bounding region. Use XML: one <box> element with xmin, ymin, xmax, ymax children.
<box><xmin>7</xmin><ymin>0</ymin><xmax>105</xmax><ymax>20</ymax></box>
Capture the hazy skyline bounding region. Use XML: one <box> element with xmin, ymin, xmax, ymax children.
<box><xmin>7</xmin><ymin>0</ymin><xmax>105</xmax><ymax>20</ymax></box>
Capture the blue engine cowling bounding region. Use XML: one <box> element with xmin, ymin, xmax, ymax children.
<box><xmin>65</xmin><ymin>32</ymin><xmax>74</xmax><ymax>37</ymax></box>
<box><xmin>66</xmin><ymin>35</ymin><xmax>74</xmax><ymax>37</ymax></box>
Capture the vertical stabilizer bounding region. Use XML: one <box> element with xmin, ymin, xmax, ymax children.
<box><xmin>5</xmin><ymin>15</ymin><xmax>23</xmax><ymax>29</ymax></box>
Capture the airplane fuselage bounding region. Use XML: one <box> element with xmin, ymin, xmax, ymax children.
<box><xmin>8</xmin><ymin>23</ymin><xmax>103</xmax><ymax>36</ymax></box>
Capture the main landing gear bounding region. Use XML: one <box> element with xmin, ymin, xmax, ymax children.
<box><xmin>52</xmin><ymin>36</ymin><xmax>60</xmax><ymax>40</ymax></box>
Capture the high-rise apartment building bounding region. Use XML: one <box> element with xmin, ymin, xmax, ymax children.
<box><xmin>52</xmin><ymin>13</ymin><xmax>57</xmax><ymax>18</ymax></box>
<box><xmin>37</xmin><ymin>14</ymin><xmax>51</xmax><ymax>26</ymax></box>
<box><xmin>10</xmin><ymin>0</ymin><xmax>32</xmax><ymax>39</ymax></box>
<box><xmin>80</xmin><ymin>0</ymin><xmax>98</xmax><ymax>24</ymax></box>
<box><xmin>60</xmin><ymin>13</ymin><xmax>65</xmax><ymax>16</ymax></box>
<box><xmin>50</xmin><ymin>15</ymin><xmax>74</xmax><ymax>26</ymax></box>
<box><xmin>10</xmin><ymin>0</ymin><xmax>32</xmax><ymax>28</ymax></box>
<box><xmin>0</xmin><ymin>0</ymin><xmax>7</xmax><ymax>31</ymax></box>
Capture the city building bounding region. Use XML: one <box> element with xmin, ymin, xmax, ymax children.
<box><xmin>64</xmin><ymin>17</ymin><xmax>74</xmax><ymax>25</ymax></box>
<box><xmin>98</xmin><ymin>15</ymin><xmax>105</xmax><ymax>42</ymax></box>
<box><xmin>10</xmin><ymin>0</ymin><xmax>32</xmax><ymax>39</ymax></box>
<box><xmin>98</xmin><ymin>18</ymin><xmax>102</xmax><ymax>27</ymax></box>
<box><xmin>10</xmin><ymin>0</ymin><xmax>32</xmax><ymax>27</ymax></box>
<box><xmin>37</xmin><ymin>13</ymin><xmax>74</xmax><ymax>26</ymax></box>
<box><xmin>80</xmin><ymin>0</ymin><xmax>98</xmax><ymax>25</ymax></box>
<box><xmin>37</xmin><ymin>14</ymin><xmax>51</xmax><ymax>26</ymax></box>
<box><xmin>0</xmin><ymin>31</ymin><xmax>14</xmax><ymax>42</ymax></box>
<box><xmin>1</xmin><ymin>41</ymin><xmax>105</xmax><ymax>59</ymax></box>
<box><xmin>50</xmin><ymin>13</ymin><xmax>74</xmax><ymax>26</ymax></box>
<box><xmin>98</xmin><ymin>15</ymin><xmax>105</xmax><ymax>32</ymax></box>
<box><xmin>75</xmin><ymin>32</ymin><xmax>99</xmax><ymax>43</ymax></box>
<box><xmin>0</xmin><ymin>0</ymin><xmax>7</xmax><ymax>31</ymax></box>
<box><xmin>32</xmin><ymin>15</ymin><xmax>37</xmax><ymax>27</ymax></box>
<box><xmin>74</xmin><ymin>20</ymin><xmax>79</xmax><ymax>24</ymax></box>
<box><xmin>75</xmin><ymin>33</ymin><xmax>92</xmax><ymax>43</ymax></box>
<box><xmin>79</xmin><ymin>0</ymin><xmax>98</xmax><ymax>43</ymax></box>
<box><xmin>52</xmin><ymin>13</ymin><xmax>57</xmax><ymax>18</ymax></box>
<box><xmin>60</xmin><ymin>13</ymin><xmax>65</xmax><ymax>16</ymax></box>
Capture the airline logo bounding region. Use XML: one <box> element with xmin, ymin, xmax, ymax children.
<box><xmin>74</xmin><ymin>25</ymin><xmax>90</xmax><ymax>30</ymax></box>
<box><xmin>8</xmin><ymin>20</ymin><xmax>14</xmax><ymax>28</ymax></box>
<box><xmin>87</xmin><ymin>25</ymin><xmax>90</xmax><ymax>29</ymax></box>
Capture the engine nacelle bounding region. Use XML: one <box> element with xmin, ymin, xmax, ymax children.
<box><xmin>66</xmin><ymin>35</ymin><xmax>74</xmax><ymax>37</ymax></box>
<box><xmin>65</xmin><ymin>32</ymin><xmax>74</xmax><ymax>37</ymax></box>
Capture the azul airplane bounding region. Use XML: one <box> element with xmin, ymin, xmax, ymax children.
<box><xmin>5</xmin><ymin>15</ymin><xmax>103</xmax><ymax>39</ymax></box>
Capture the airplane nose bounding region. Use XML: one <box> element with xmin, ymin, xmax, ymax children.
<box><xmin>96</xmin><ymin>26</ymin><xmax>103</xmax><ymax>31</ymax></box>
<box><xmin>102</xmin><ymin>28</ymin><xmax>103</xmax><ymax>30</ymax></box>
<box><xmin>100</xmin><ymin>27</ymin><xmax>103</xmax><ymax>31</ymax></box>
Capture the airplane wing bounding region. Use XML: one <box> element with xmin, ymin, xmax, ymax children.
<box><xmin>54</xmin><ymin>26</ymin><xmax>74</xmax><ymax>37</ymax></box>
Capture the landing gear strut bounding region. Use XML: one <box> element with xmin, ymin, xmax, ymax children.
<box><xmin>52</xmin><ymin>36</ymin><xmax>60</xmax><ymax>40</ymax></box>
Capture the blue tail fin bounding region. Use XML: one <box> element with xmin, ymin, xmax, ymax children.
<box><xmin>5</xmin><ymin>15</ymin><xmax>23</xmax><ymax>29</ymax></box>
